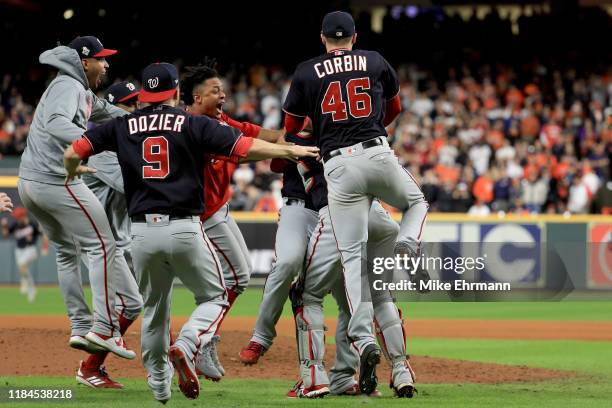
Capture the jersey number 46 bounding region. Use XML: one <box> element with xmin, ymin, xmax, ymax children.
<box><xmin>142</xmin><ymin>136</ymin><xmax>170</xmax><ymax>179</ymax></box>
<box><xmin>321</xmin><ymin>77</ymin><xmax>372</xmax><ymax>122</ymax></box>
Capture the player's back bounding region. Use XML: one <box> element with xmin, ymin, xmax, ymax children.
<box><xmin>85</xmin><ymin>104</ymin><xmax>242</xmax><ymax>218</ymax></box>
<box><xmin>283</xmin><ymin>49</ymin><xmax>399</xmax><ymax>156</ymax></box>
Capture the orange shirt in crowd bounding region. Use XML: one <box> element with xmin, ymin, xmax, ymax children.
<box><xmin>521</xmin><ymin>114</ymin><xmax>540</xmax><ymax>138</ymax></box>
<box><xmin>435</xmin><ymin>163</ymin><xmax>461</xmax><ymax>184</ymax></box>
<box><xmin>473</xmin><ymin>176</ymin><xmax>494</xmax><ymax>203</ymax></box>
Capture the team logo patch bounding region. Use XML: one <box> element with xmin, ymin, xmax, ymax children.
<box><xmin>82</xmin><ymin>46</ymin><xmax>90</xmax><ymax>56</ymax></box>
<box><xmin>126</xmin><ymin>82</ymin><xmax>136</xmax><ymax>91</ymax></box>
<box><xmin>108</xmin><ymin>93</ymin><xmax>114</xmax><ymax>102</ymax></box>
<box><xmin>148</xmin><ymin>77</ymin><xmax>159</xmax><ymax>89</ymax></box>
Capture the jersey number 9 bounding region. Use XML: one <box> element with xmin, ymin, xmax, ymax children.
<box><xmin>142</xmin><ymin>136</ymin><xmax>170</xmax><ymax>179</ymax></box>
<box><xmin>321</xmin><ymin>77</ymin><xmax>372</xmax><ymax>122</ymax></box>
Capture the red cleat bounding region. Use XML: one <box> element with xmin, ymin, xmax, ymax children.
<box><xmin>168</xmin><ymin>345</ymin><xmax>200</xmax><ymax>399</ymax></box>
<box><xmin>75</xmin><ymin>361</ymin><xmax>124</xmax><ymax>389</ymax></box>
<box><xmin>239</xmin><ymin>341</ymin><xmax>266</xmax><ymax>365</ymax></box>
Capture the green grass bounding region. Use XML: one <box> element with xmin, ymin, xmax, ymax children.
<box><xmin>2</xmin><ymin>377</ymin><xmax>612</xmax><ymax>408</ymax></box>
<box><xmin>2</xmin><ymin>286</ymin><xmax>612</xmax><ymax>320</ymax></box>
<box><xmin>2</xmin><ymin>286</ymin><xmax>612</xmax><ymax>407</ymax></box>
<box><xmin>406</xmin><ymin>338</ymin><xmax>612</xmax><ymax>376</ymax></box>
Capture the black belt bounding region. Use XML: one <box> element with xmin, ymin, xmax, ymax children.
<box><xmin>131</xmin><ymin>214</ymin><xmax>194</xmax><ymax>223</ymax></box>
<box><xmin>322</xmin><ymin>137</ymin><xmax>384</xmax><ymax>163</ymax></box>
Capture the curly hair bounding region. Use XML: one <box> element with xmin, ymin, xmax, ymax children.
<box><xmin>181</xmin><ymin>57</ymin><xmax>219</xmax><ymax>105</ymax></box>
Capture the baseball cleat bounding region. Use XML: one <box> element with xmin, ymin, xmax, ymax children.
<box><xmin>76</xmin><ymin>360</ymin><xmax>123</xmax><ymax>389</ymax></box>
<box><xmin>68</xmin><ymin>335</ymin><xmax>106</xmax><ymax>354</ymax></box>
<box><xmin>337</xmin><ymin>383</ymin><xmax>383</xmax><ymax>397</ymax></box>
<box><xmin>239</xmin><ymin>341</ymin><xmax>266</xmax><ymax>365</ymax></box>
<box><xmin>85</xmin><ymin>332</ymin><xmax>136</xmax><ymax>360</ymax></box>
<box><xmin>287</xmin><ymin>379</ymin><xmax>304</xmax><ymax>398</ymax></box>
<box><xmin>358</xmin><ymin>343</ymin><xmax>382</xmax><ymax>396</ymax></box>
<box><xmin>168</xmin><ymin>345</ymin><xmax>200</xmax><ymax>400</ymax></box>
<box><xmin>391</xmin><ymin>359</ymin><xmax>417</xmax><ymax>398</ymax></box>
<box><xmin>298</xmin><ymin>384</ymin><xmax>330</xmax><ymax>398</ymax></box>
<box><xmin>393</xmin><ymin>383</ymin><xmax>416</xmax><ymax>398</ymax></box>
<box><xmin>394</xmin><ymin>242</ymin><xmax>431</xmax><ymax>293</ymax></box>
<box><xmin>195</xmin><ymin>340</ymin><xmax>222</xmax><ymax>382</ymax></box>
<box><xmin>209</xmin><ymin>335</ymin><xmax>225</xmax><ymax>376</ymax></box>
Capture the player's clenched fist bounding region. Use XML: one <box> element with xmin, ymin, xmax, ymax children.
<box><xmin>0</xmin><ymin>192</ymin><xmax>13</xmax><ymax>213</ymax></box>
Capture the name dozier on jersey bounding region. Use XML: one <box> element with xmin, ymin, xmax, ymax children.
<box><xmin>372</xmin><ymin>279</ymin><xmax>512</xmax><ymax>292</ymax></box>
<box><xmin>314</xmin><ymin>55</ymin><xmax>368</xmax><ymax>78</ymax></box>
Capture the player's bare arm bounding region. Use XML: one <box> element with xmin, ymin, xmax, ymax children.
<box><xmin>244</xmin><ymin>138</ymin><xmax>319</xmax><ymax>162</ymax></box>
<box><xmin>63</xmin><ymin>145</ymin><xmax>97</xmax><ymax>182</ymax></box>
<box><xmin>0</xmin><ymin>192</ymin><xmax>13</xmax><ymax>213</ymax></box>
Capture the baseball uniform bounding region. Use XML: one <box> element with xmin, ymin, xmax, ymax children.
<box><xmin>283</xmin><ymin>44</ymin><xmax>428</xmax><ymax>358</ymax></box>
<box><xmin>71</xmin><ymin>62</ymin><xmax>258</xmax><ymax>401</ymax></box>
<box><xmin>18</xmin><ymin>44</ymin><xmax>130</xmax><ymax>345</ymax></box>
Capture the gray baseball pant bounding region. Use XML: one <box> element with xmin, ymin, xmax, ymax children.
<box><xmin>250</xmin><ymin>201</ymin><xmax>319</xmax><ymax>349</ymax></box>
<box><xmin>131</xmin><ymin>216</ymin><xmax>228</xmax><ymax>382</ymax></box>
<box><xmin>18</xmin><ymin>178</ymin><xmax>120</xmax><ymax>336</ymax></box>
<box><xmin>203</xmin><ymin>203</ymin><xmax>251</xmax><ymax>294</ymax></box>
<box><xmin>297</xmin><ymin>201</ymin><xmax>412</xmax><ymax>390</ymax></box>
<box><xmin>323</xmin><ymin>137</ymin><xmax>427</xmax><ymax>353</ymax></box>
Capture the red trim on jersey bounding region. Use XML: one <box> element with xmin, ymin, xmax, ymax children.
<box><xmin>231</xmin><ymin>136</ymin><xmax>253</xmax><ymax>160</ymax></box>
<box><xmin>383</xmin><ymin>94</ymin><xmax>401</xmax><ymax>127</ymax></box>
<box><xmin>200</xmin><ymin>223</ymin><xmax>227</xmax><ymax>294</ymax></box>
<box><xmin>64</xmin><ymin>182</ymin><xmax>114</xmax><ymax>336</ymax></box>
<box><xmin>284</xmin><ymin>113</ymin><xmax>306</xmax><ymax>135</ymax></box>
<box><xmin>72</xmin><ymin>136</ymin><xmax>95</xmax><ymax>160</ymax></box>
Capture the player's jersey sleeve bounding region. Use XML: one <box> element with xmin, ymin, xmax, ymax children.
<box><xmin>380</xmin><ymin>54</ymin><xmax>400</xmax><ymax>100</ymax></box>
<box><xmin>283</xmin><ymin>68</ymin><xmax>308</xmax><ymax>117</ymax></box>
<box><xmin>83</xmin><ymin>119</ymin><xmax>119</xmax><ymax>154</ymax></box>
<box><xmin>187</xmin><ymin>115</ymin><xmax>245</xmax><ymax>157</ymax></box>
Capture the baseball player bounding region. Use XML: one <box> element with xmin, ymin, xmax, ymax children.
<box><xmin>239</xmin><ymin>128</ymin><xmax>320</xmax><ymax>365</ymax></box>
<box><xmin>181</xmin><ymin>63</ymin><xmax>284</xmax><ymax>380</ymax></box>
<box><xmin>73</xmin><ymin>81</ymin><xmax>144</xmax><ymax>389</ymax></box>
<box><xmin>1</xmin><ymin>207</ymin><xmax>48</xmax><ymax>303</ymax></box>
<box><xmin>270</xmin><ymin>135</ymin><xmax>415</xmax><ymax>398</ymax></box>
<box><xmin>282</xmin><ymin>11</ymin><xmax>429</xmax><ymax>394</ymax></box>
<box><xmin>63</xmin><ymin>62</ymin><xmax>319</xmax><ymax>403</ymax></box>
<box><xmin>18</xmin><ymin>36</ymin><xmax>135</xmax><ymax>360</ymax></box>
<box><xmin>0</xmin><ymin>192</ymin><xmax>12</xmax><ymax>212</ymax></box>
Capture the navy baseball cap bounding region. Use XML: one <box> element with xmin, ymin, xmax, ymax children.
<box><xmin>322</xmin><ymin>11</ymin><xmax>355</xmax><ymax>39</ymax></box>
<box><xmin>106</xmin><ymin>81</ymin><xmax>140</xmax><ymax>105</ymax></box>
<box><xmin>139</xmin><ymin>63</ymin><xmax>179</xmax><ymax>103</ymax></box>
<box><xmin>68</xmin><ymin>36</ymin><xmax>117</xmax><ymax>59</ymax></box>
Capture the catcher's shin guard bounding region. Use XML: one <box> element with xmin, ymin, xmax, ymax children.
<box><xmin>295</xmin><ymin>304</ymin><xmax>329</xmax><ymax>389</ymax></box>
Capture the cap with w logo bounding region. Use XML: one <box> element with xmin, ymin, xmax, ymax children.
<box><xmin>139</xmin><ymin>62</ymin><xmax>179</xmax><ymax>103</ymax></box>
<box><xmin>68</xmin><ymin>36</ymin><xmax>117</xmax><ymax>59</ymax></box>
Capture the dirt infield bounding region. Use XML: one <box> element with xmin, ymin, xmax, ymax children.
<box><xmin>1</xmin><ymin>315</ymin><xmax>599</xmax><ymax>384</ymax></box>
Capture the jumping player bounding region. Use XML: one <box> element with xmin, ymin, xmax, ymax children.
<box><xmin>18</xmin><ymin>36</ymin><xmax>136</xmax><ymax>360</ymax></box>
<box><xmin>282</xmin><ymin>11</ymin><xmax>428</xmax><ymax>394</ymax></box>
<box><xmin>181</xmin><ymin>63</ymin><xmax>284</xmax><ymax>380</ymax></box>
<box><xmin>63</xmin><ymin>62</ymin><xmax>319</xmax><ymax>403</ymax></box>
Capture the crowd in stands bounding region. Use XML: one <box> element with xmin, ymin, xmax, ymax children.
<box><xmin>1</xmin><ymin>5</ymin><xmax>611</xmax><ymax>215</ymax></box>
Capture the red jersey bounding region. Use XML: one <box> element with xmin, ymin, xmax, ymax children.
<box><xmin>201</xmin><ymin>114</ymin><xmax>261</xmax><ymax>220</ymax></box>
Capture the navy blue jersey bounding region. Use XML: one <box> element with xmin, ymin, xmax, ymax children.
<box><xmin>286</xmin><ymin>133</ymin><xmax>328</xmax><ymax>211</ymax></box>
<box><xmin>283</xmin><ymin>49</ymin><xmax>399</xmax><ymax>156</ymax></box>
<box><xmin>9</xmin><ymin>221</ymin><xmax>40</xmax><ymax>249</ymax></box>
<box><xmin>84</xmin><ymin>105</ymin><xmax>243</xmax><ymax>217</ymax></box>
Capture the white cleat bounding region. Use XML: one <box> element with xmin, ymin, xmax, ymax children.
<box><xmin>68</xmin><ymin>335</ymin><xmax>106</xmax><ymax>354</ymax></box>
<box><xmin>85</xmin><ymin>332</ymin><xmax>136</xmax><ymax>360</ymax></box>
